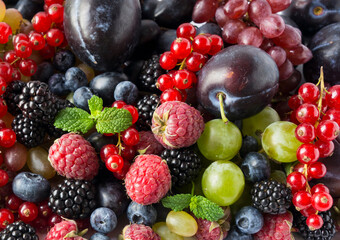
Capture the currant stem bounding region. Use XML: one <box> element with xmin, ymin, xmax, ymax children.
<box><xmin>218</xmin><ymin>93</ymin><xmax>229</xmax><ymax>123</ymax></box>
<box><xmin>317</xmin><ymin>67</ymin><xmax>325</xmax><ymax>113</ymax></box>
<box><xmin>179</xmin><ymin>58</ymin><xmax>187</xmax><ymax>70</ymax></box>
<box><xmin>303</xmin><ymin>164</ymin><xmax>311</xmax><ymax>193</ymax></box>
<box><xmin>116</xmin><ymin>133</ymin><xmax>122</xmax><ymax>155</ymax></box>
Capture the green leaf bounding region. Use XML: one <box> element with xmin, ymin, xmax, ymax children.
<box><xmin>96</xmin><ymin>107</ymin><xmax>132</xmax><ymax>134</ymax></box>
<box><xmin>54</xmin><ymin>108</ymin><xmax>95</xmax><ymax>134</ymax></box>
<box><xmin>189</xmin><ymin>195</ymin><xmax>224</xmax><ymax>222</ymax></box>
<box><xmin>162</xmin><ymin>194</ymin><xmax>192</xmax><ymax>212</ymax></box>
<box><xmin>88</xmin><ymin>95</ymin><xmax>103</xmax><ymax>118</ymax></box>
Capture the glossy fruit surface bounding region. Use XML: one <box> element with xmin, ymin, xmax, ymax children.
<box><xmin>202</xmin><ymin>160</ymin><xmax>245</xmax><ymax>206</ymax></box>
<box><xmin>166</xmin><ymin>211</ymin><xmax>198</xmax><ymax>237</ymax></box>
<box><xmin>197</xmin><ymin>45</ymin><xmax>279</xmax><ymax>121</ymax></box>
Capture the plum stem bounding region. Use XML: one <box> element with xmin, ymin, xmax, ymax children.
<box><xmin>218</xmin><ymin>93</ymin><xmax>229</xmax><ymax>123</ymax></box>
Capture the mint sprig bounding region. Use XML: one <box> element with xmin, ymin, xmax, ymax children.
<box><xmin>54</xmin><ymin>95</ymin><xmax>132</xmax><ymax>134</ymax></box>
<box><xmin>161</xmin><ymin>194</ymin><xmax>224</xmax><ymax>222</ymax></box>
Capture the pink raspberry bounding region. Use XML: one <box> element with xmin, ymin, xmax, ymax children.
<box><xmin>123</xmin><ymin>224</ymin><xmax>160</xmax><ymax>240</ymax></box>
<box><xmin>46</xmin><ymin>220</ymin><xmax>86</xmax><ymax>240</ymax></box>
<box><xmin>135</xmin><ymin>131</ymin><xmax>164</xmax><ymax>155</ymax></box>
<box><xmin>151</xmin><ymin>101</ymin><xmax>204</xmax><ymax>149</ymax></box>
<box><xmin>254</xmin><ymin>211</ymin><xmax>293</xmax><ymax>240</ymax></box>
<box><xmin>125</xmin><ymin>154</ymin><xmax>171</xmax><ymax>205</ymax></box>
<box><xmin>48</xmin><ymin>133</ymin><xmax>99</xmax><ymax>180</ymax></box>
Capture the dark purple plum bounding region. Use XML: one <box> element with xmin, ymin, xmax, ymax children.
<box><xmin>197</xmin><ymin>45</ymin><xmax>279</xmax><ymax>121</ymax></box>
<box><xmin>156</xmin><ymin>29</ymin><xmax>177</xmax><ymax>54</ymax></box>
<box><xmin>196</xmin><ymin>22</ymin><xmax>222</xmax><ymax>37</ymax></box>
<box><xmin>281</xmin><ymin>0</ymin><xmax>340</xmax><ymax>36</ymax></box>
<box><xmin>15</xmin><ymin>0</ymin><xmax>43</xmax><ymax>20</ymax></box>
<box><xmin>139</xmin><ymin>20</ymin><xmax>161</xmax><ymax>46</ymax></box>
<box><xmin>63</xmin><ymin>0</ymin><xmax>141</xmax><ymax>72</ymax></box>
<box><xmin>142</xmin><ymin>0</ymin><xmax>196</xmax><ymax>28</ymax></box>
<box><xmin>303</xmin><ymin>22</ymin><xmax>340</xmax><ymax>85</ymax></box>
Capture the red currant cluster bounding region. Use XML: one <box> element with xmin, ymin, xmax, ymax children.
<box><xmin>158</xmin><ymin>23</ymin><xmax>223</xmax><ymax>103</ymax></box>
<box><xmin>100</xmin><ymin>100</ymin><xmax>140</xmax><ymax>180</ymax></box>
<box><xmin>286</xmin><ymin>72</ymin><xmax>340</xmax><ymax>230</ymax></box>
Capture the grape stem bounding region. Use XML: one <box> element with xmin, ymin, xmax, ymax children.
<box><xmin>218</xmin><ymin>93</ymin><xmax>229</xmax><ymax>123</ymax></box>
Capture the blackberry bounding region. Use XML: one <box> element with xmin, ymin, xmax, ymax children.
<box><xmin>294</xmin><ymin>210</ymin><xmax>335</xmax><ymax>240</ymax></box>
<box><xmin>136</xmin><ymin>95</ymin><xmax>160</xmax><ymax>130</ymax></box>
<box><xmin>161</xmin><ymin>149</ymin><xmax>201</xmax><ymax>187</ymax></box>
<box><xmin>3</xmin><ymin>80</ymin><xmax>26</xmax><ymax>115</ymax></box>
<box><xmin>18</xmin><ymin>81</ymin><xmax>59</xmax><ymax>123</ymax></box>
<box><xmin>48</xmin><ymin>179</ymin><xmax>97</xmax><ymax>219</ymax></box>
<box><xmin>138</xmin><ymin>55</ymin><xmax>165</xmax><ymax>92</ymax></box>
<box><xmin>12</xmin><ymin>114</ymin><xmax>46</xmax><ymax>148</ymax></box>
<box><xmin>0</xmin><ymin>221</ymin><xmax>38</xmax><ymax>240</ymax></box>
<box><xmin>251</xmin><ymin>179</ymin><xmax>292</xmax><ymax>214</ymax></box>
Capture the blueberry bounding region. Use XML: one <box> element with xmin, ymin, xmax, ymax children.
<box><xmin>114</xmin><ymin>81</ymin><xmax>139</xmax><ymax>105</ymax></box>
<box><xmin>73</xmin><ymin>86</ymin><xmax>96</xmax><ymax>112</ymax></box>
<box><xmin>32</xmin><ymin>61</ymin><xmax>54</xmax><ymax>82</ymax></box>
<box><xmin>235</xmin><ymin>206</ymin><xmax>264</xmax><ymax>234</ymax></box>
<box><xmin>87</xmin><ymin>132</ymin><xmax>117</xmax><ymax>153</ymax></box>
<box><xmin>64</xmin><ymin>67</ymin><xmax>88</xmax><ymax>92</ymax></box>
<box><xmin>225</xmin><ymin>226</ymin><xmax>253</xmax><ymax>240</ymax></box>
<box><xmin>241</xmin><ymin>152</ymin><xmax>271</xmax><ymax>183</ymax></box>
<box><xmin>239</xmin><ymin>136</ymin><xmax>259</xmax><ymax>158</ymax></box>
<box><xmin>89</xmin><ymin>72</ymin><xmax>128</xmax><ymax>106</ymax></box>
<box><xmin>53</xmin><ymin>49</ymin><xmax>76</xmax><ymax>72</ymax></box>
<box><xmin>90</xmin><ymin>207</ymin><xmax>117</xmax><ymax>234</ymax></box>
<box><xmin>12</xmin><ymin>172</ymin><xmax>51</xmax><ymax>203</ymax></box>
<box><xmin>127</xmin><ymin>201</ymin><xmax>157</xmax><ymax>226</ymax></box>
<box><xmin>90</xmin><ymin>233</ymin><xmax>109</xmax><ymax>240</ymax></box>
<box><xmin>48</xmin><ymin>73</ymin><xmax>69</xmax><ymax>96</ymax></box>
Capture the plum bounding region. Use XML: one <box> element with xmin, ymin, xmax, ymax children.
<box><xmin>196</xmin><ymin>45</ymin><xmax>279</xmax><ymax>121</ymax></box>
<box><xmin>64</xmin><ymin>0</ymin><xmax>141</xmax><ymax>72</ymax></box>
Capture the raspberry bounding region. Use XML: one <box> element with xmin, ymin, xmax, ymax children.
<box><xmin>48</xmin><ymin>133</ymin><xmax>99</xmax><ymax>180</ymax></box>
<box><xmin>254</xmin><ymin>211</ymin><xmax>293</xmax><ymax>240</ymax></box>
<box><xmin>122</xmin><ymin>224</ymin><xmax>161</xmax><ymax>240</ymax></box>
<box><xmin>125</xmin><ymin>154</ymin><xmax>171</xmax><ymax>205</ymax></box>
<box><xmin>194</xmin><ymin>217</ymin><xmax>228</xmax><ymax>240</ymax></box>
<box><xmin>135</xmin><ymin>131</ymin><xmax>164</xmax><ymax>155</ymax></box>
<box><xmin>46</xmin><ymin>220</ymin><xmax>86</xmax><ymax>240</ymax></box>
<box><xmin>151</xmin><ymin>101</ymin><xmax>204</xmax><ymax>149</ymax></box>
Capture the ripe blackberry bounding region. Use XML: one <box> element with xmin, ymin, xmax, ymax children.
<box><xmin>251</xmin><ymin>179</ymin><xmax>292</xmax><ymax>214</ymax></box>
<box><xmin>136</xmin><ymin>95</ymin><xmax>160</xmax><ymax>130</ymax></box>
<box><xmin>12</xmin><ymin>114</ymin><xmax>46</xmax><ymax>148</ymax></box>
<box><xmin>161</xmin><ymin>149</ymin><xmax>201</xmax><ymax>187</ymax></box>
<box><xmin>294</xmin><ymin>210</ymin><xmax>335</xmax><ymax>240</ymax></box>
<box><xmin>48</xmin><ymin>179</ymin><xmax>97</xmax><ymax>219</ymax></box>
<box><xmin>18</xmin><ymin>81</ymin><xmax>59</xmax><ymax>123</ymax></box>
<box><xmin>138</xmin><ymin>55</ymin><xmax>165</xmax><ymax>92</ymax></box>
<box><xmin>3</xmin><ymin>80</ymin><xmax>26</xmax><ymax>115</ymax></box>
<box><xmin>0</xmin><ymin>221</ymin><xmax>38</xmax><ymax>240</ymax></box>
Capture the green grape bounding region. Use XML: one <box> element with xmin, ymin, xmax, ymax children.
<box><xmin>3</xmin><ymin>8</ymin><xmax>23</xmax><ymax>33</ymax></box>
<box><xmin>242</xmin><ymin>106</ymin><xmax>280</xmax><ymax>145</ymax></box>
<box><xmin>262</xmin><ymin>121</ymin><xmax>302</xmax><ymax>163</ymax></box>
<box><xmin>27</xmin><ymin>146</ymin><xmax>56</xmax><ymax>179</ymax></box>
<box><xmin>77</xmin><ymin>63</ymin><xmax>95</xmax><ymax>82</ymax></box>
<box><xmin>202</xmin><ymin>160</ymin><xmax>244</xmax><ymax>206</ymax></box>
<box><xmin>0</xmin><ymin>0</ymin><xmax>5</xmax><ymax>22</ymax></box>
<box><xmin>197</xmin><ymin>119</ymin><xmax>242</xmax><ymax>161</ymax></box>
<box><xmin>166</xmin><ymin>211</ymin><xmax>198</xmax><ymax>237</ymax></box>
<box><xmin>152</xmin><ymin>222</ymin><xmax>184</xmax><ymax>240</ymax></box>
<box><xmin>66</xmin><ymin>92</ymin><xmax>74</xmax><ymax>104</ymax></box>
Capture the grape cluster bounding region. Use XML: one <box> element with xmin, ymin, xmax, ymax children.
<box><xmin>158</xmin><ymin>23</ymin><xmax>223</xmax><ymax>103</ymax></box>
<box><xmin>287</xmin><ymin>71</ymin><xmax>340</xmax><ymax>230</ymax></box>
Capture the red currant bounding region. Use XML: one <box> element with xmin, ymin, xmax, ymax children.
<box><xmin>0</xmin><ymin>99</ymin><xmax>7</xmax><ymax>118</ymax></box>
<box><xmin>316</xmin><ymin>120</ymin><xmax>339</xmax><ymax>142</ymax></box>
<box><xmin>311</xmin><ymin>192</ymin><xmax>333</xmax><ymax>212</ymax></box>
<box><xmin>295</xmin><ymin>123</ymin><xmax>316</xmax><ymax>143</ymax></box>
<box><xmin>293</xmin><ymin>163</ymin><xmax>312</xmax><ymax>181</ymax></box>
<box><xmin>176</xmin><ymin>23</ymin><xmax>196</xmax><ymax>40</ymax></box>
<box><xmin>0</xmin><ymin>22</ymin><xmax>12</xmax><ymax>44</ymax></box>
<box><xmin>173</xmin><ymin>70</ymin><xmax>193</xmax><ymax>89</ymax></box>
<box><xmin>311</xmin><ymin>184</ymin><xmax>330</xmax><ymax>195</ymax></box>
<box><xmin>159</xmin><ymin>51</ymin><xmax>177</xmax><ymax>70</ymax></box>
<box><xmin>121</xmin><ymin>127</ymin><xmax>140</xmax><ymax>146</ymax></box>
<box><xmin>100</xmin><ymin>144</ymin><xmax>119</xmax><ymax>161</ymax></box>
<box><xmin>296</xmin><ymin>103</ymin><xmax>320</xmax><ymax>124</ymax></box>
<box><xmin>45</xmin><ymin>0</ymin><xmax>64</xmax><ymax>7</ymax></box>
<box><xmin>47</xmin><ymin>4</ymin><xmax>64</xmax><ymax>23</ymax></box>
<box><xmin>0</xmin><ymin>77</ymin><xmax>6</xmax><ymax>96</ymax></box>
<box><xmin>0</xmin><ymin>120</ymin><xmax>6</xmax><ymax>130</ymax></box>
<box><xmin>39</xmin><ymin>44</ymin><xmax>55</xmax><ymax>59</ymax></box>
<box><xmin>121</xmin><ymin>143</ymin><xmax>136</xmax><ymax>162</ymax></box>
<box><xmin>0</xmin><ymin>62</ymin><xmax>14</xmax><ymax>83</ymax></box>
<box><xmin>12</xmin><ymin>33</ymin><xmax>29</xmax><ymax>46</ymax></box>
<box><xmin>46</xmin><ymin>28</ymin><xmax>64</xmax><ymax>47</ymax></box>
<box><xmin>19</xmin><ymin>202</ymin><xmax>39</xmax><ymax>222</ymax></box>
<box><xmin>170</xmin><ymin>38</ymin><xmax>192</xmax><ymax>59</ymax></box>
<box><xmin>122</xmin><ymin>105</ymin><xmax>138</xmax><ymax>124</ymax></box>
<box><xmin>156</xmin><ymin>74</ymin><xmax>174</xmax><ymax>91</ymax></box>
<box><xmin>19</xmin><ymin>59</ymin><xmax>38</xmax><ymax>76</ymax></box>
<box><xmin>15</xmin><ymin>40</ymin><xmax>32</xmax><ymax>59</ymax></box>
<box><xmin>297</xmin><ymin>143</ymin><xmax>320</xmax><ymax>164</ymax></box>
<box><xmin>48</xmin><ymin>213</ymin><xmax>62</xmax><ymax>227</ymax></box>
<box><xmin>325</xmin><ymin>85</ymin><xmax>340</xmax><ymax>110</ymax></box>
<box><xmin>105</xmin><ymin>154</ymin><xmax>124</xmax><ymax>172</ymax></box>
<box><xmin>293</xmin><ymin>191</ymin><xmax>312</xmax><ymax>210</ymax></box>
<box><xmin>185</xmin><ymin>52</ymin><xmax>206</xmax><ymax>72</ymax></box>
<box><xmin>0</xmin><ymin>169</ymin><xmax>8</xmax><ymax>187</ymax></box>
<box><xmin>4</xmin><ymin>50</ymin><xmax>19</xmax><ymax>67</ymax></box>
<box><xmin>208</xmin><ymin>35</ymin><xmax>223</xmax><ymax>55</ymax></box>
<box><xmin>160</xmin><ymin>88</ymin><xmax>183</xmax><ymax>103</ymax></box>
<box><xmin>315</xmin><ymin>140</ymin><xmax>334</xmax><ymax>158</ymax></box>
<box><xmin>300</xmin><ymin>206</ymin><xmax>317</xmax><ymax>217</ymax></box>
<box><xmin>323</xmin><ymin>108</ymin><xmax>340</xmax><ymax>128</ymax></box>
<box><xmin>6</xmin><ymin>194</ymin><xmax>23</xmax><ymax>211</ymax></box>
<box><xmin>298</xmin><ymin>83</ymin><xmax>320</xmax><ymax>103</ymax></box>
<box><xmin>38</xmin><ymin>201</ymin><xmax>52</xmax><ymax>218</ymax></box>
<box><xmin>308</xmin><ymin>162</ymin><xmax>326</xmax><ymax>179</ymax></box>
<box><xmin>290</xmin><ymin>109</ymin><xmax>300</xmax><ymax>124</ymax></box>
<box><xmin>0</xmin><ymin>208</ymin><xmax>14</xmax><ymax>229</ymax></box>
<box><xmin>288</xmin><ymin>95</ymin><xmax>303</xmax><ymax>110</ymax></box>
<box><xmin>31</xmin><ymin>216</ymin><xmax>48</xmax><ymax>232</ymax></box>
<box><xmin>112</xmin><ymin>100</ymin><xmax>127</xmax><ymax>108</ymax></box>
<box><xmin>287</xmin><ymin>171</ymin><xmax>307</xmax><ymax>192</ymax></box>
<box><xmin>0</xmin><ymin>128</ymin><xmax>16</xmax><ymax>148</ymax></box>
<box><xmin>29</xmin><ymin>32</ymin><xmax>46</xmax><ymax>51</ymax></box>
<box><xmin>32</xmin><ymin>12</ymin><xmax>52</xmax><ymax>33</ymax></box>
<box><xmin>113</xmin><ymin>159</ymin><xmax>131</xmax><ymax>180</ymax></box>
<box><xmin>193</xmin><ymin>35</ymin><xmax>211</xmax><ymax>55</ymax></box>
<box><xmin>11</xmin><ymin>68</ymin><xmax>21</xmax><ymax>81</ymax></box>
<box><xmin>306</xmin><ymin>214</ymin><xmax>323</xmax><ymax>230</ymax></box>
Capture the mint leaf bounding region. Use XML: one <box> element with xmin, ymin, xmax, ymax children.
<box><xmin>162</xmin><ymin>194</ymin><xmax>192</xmax><ymax>211</ymax></box>
<box><xmin>189</xmin><ymin>196</ymin><xmax>224</xmax><ymax>222</ymax></box>
<box><xmin>88</xmin><ymin>95</ymin><xmax>103</xmax><ymax>118</ymax></box>
<box><xmin>96</xmin><ymin>108</ymin><xmax>132</xmax><ymax>134</ymax></box>
<box><xmin>54</xmin><ymin>108</ymin><xmax>95</xmax><ymax>134</ymax></box>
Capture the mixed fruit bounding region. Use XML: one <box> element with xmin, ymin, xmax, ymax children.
<box><xmin>0</xmin><ymin>0</ymin><xmax>339</xmax><ymax>239</ymax></box>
